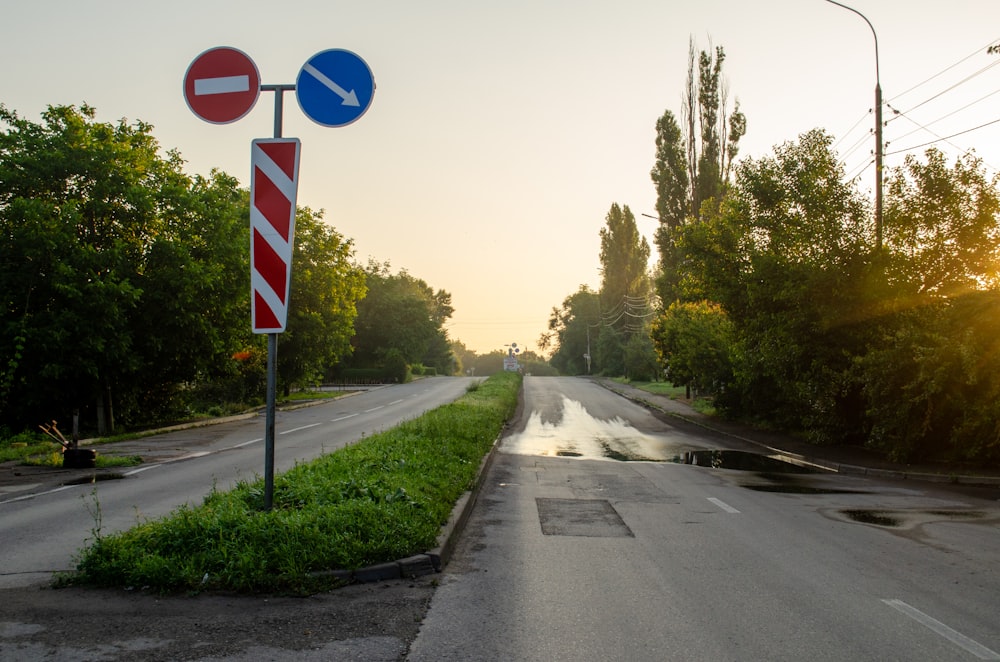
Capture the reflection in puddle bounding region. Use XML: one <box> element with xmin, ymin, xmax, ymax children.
<box><xmin>503</xmin><ymin>397</ymin><xmax>681</xmax><ymax>461</ymax></box>
<box><xmin>743</xmin><ymin>484</ymin><xmax>858</xmax><ymax>495</ymax></box>
<box><xmin>676</xmin><ymin>450</ymin><xmax>816</xmax><ymax>473</ymax></box>
<box><xmin>842</xmin><ymin>509</ymin><xmax>901</xmax><ymax>527</ymax></box>
<box><xmin>62</xmin><ymin>473</ymin><xmax>125</xmax><ymax>486</ymax></box>
<box><xmin>838</xmin><ymin>508</ymin><xmax>987</xmax><ymax>529</ymax></box>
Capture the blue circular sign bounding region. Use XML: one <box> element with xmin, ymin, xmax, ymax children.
<box><xmin>296</xmin><ymin>49</ymin><xmax>375</xmax><ymax>128</ymax></box>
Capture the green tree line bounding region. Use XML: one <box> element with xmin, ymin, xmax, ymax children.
<box><xmin>0</xmin><ymin>104</ymin><xmax>456</xmax><ymax>436</ymax></box>
<box><xmin>648</xmin><ymin>91</ymin><xmax>1000</xmax><ymax>464</ymax></box>
<box><xmin>542</xmin><ymin>38</ymin><xmax>1000</xmax><ymax>466</ymax></box>
<box><xmin>544</xmin><ymin>40</ymin><xmax>740</xmax><ymax>383</ymax></box>
<box><xmin>657</xmin><ymin>133</ymin><xmax>1000</xmax><ymax>464</ymax></box>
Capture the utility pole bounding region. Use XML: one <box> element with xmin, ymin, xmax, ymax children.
<box><xmin>825</xmin><ymin>0</ymin><xmax>883</xmax><ymax>250</ymax></box>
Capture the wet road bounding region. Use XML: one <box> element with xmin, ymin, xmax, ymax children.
<box><xmin>408</xmin><ymin>376</ymin><xmax>1000</xmax><ymax>661</ymax></box>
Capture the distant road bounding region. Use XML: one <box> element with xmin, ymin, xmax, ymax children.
<box><xmin>0</xmin><ymin>377</ymin><xmax>476</xmax><ymax>589</ymax></box>
<box><xmin>408</xmin><ymin>376</ymin><xmax>1000</xmax><ymax>661</ymax></box>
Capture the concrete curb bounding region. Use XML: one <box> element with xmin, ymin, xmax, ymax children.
<box><xmin>321</xmin><ymin>429</ymin><xmax>505</xmax><ymax>585</ymax></box>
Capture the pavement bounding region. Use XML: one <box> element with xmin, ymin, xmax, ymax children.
<box><xmin>3</xmin><ymin>377</ymin><xmax>998</xmax><ymax>585</ymax></box>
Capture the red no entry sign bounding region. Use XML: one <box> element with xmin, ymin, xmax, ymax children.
<box><xmin>184</xmin><ymin>47</ymin><xmax>261</xmax><ymax>124</ymax></box>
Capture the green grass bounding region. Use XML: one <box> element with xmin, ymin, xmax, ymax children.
<box><xmin>619</xmin><ymin>379</ymin><xmax>717</xmax><ymax>416</ymax></box>
<box><xmin>61</xmin><ymin>372</ymin><xmax>521</xmax><ymax>595</ymax></box>
<box><xmin>20</xmin><ymin>449</ymin><xmax>143</xmax><ymax>469</ymax></box>
<box><xmin>625</xmin><ymin>380</ymin><xmax>687</xmax><ymax>398</ymax></box>
<box><xmin>0</xmin><ymin>437</ymin><xmax>61</xmax><ymax>463</ymax></box>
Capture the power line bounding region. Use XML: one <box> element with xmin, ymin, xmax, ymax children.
<box><xmin>838</xmin><ymin>129</ymin><xmax>875</xmax><ymax>166</ymax></box>
<box><xmin>887</xmin><ymin>88</ymin><xmax>1000</xmax><ymax>143</ymax></box>
<box><xmin>845</xmin><ymin>157</ymin><xmax>875</xmax><ymax>184</ymax></box>
<box><xmin>833</xmin><ymin>109</ymin><xmax>873</xmax><ymax>152</ymax></box>
<box><xmin>887</xmin><ymin>38</ymin><xmax>1000</xmax><ymax>105</ymax></box>
<box><xmin>886</xmin><ymin>58</ymin><xmax>1000</xmax><ymax>123</ymax></box>
<box><xmin>885</xmin><ymin>117</ymin><xmax>1000</xmax><ymax>156</ymax></box>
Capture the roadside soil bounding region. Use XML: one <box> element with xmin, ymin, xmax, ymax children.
<box><xmin>0</xmin><ymin>577</ymin><xmax>437</xmax><ymax>661</ymax></box>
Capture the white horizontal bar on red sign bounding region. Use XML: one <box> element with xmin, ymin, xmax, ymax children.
<box><xmin>195</xmin><ymin>75</ymin><xmax>251</xmax><ymax>96</ymax></box>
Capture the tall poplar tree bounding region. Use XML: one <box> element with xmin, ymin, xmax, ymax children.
<box><xmin>598</xmin><ymin>203</ymin><xmax>651</xmax><ymax>336</ymax></box>
<box><xmin>651</xmin><ymin>38</ymin><xmax>746</xmax><ymax>304</ymax></box>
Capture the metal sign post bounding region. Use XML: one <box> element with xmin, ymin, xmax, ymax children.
<box><xmin>185</xmin><ymin>46</ymin><xmax>375</xmax><ymax>510</ymax></box>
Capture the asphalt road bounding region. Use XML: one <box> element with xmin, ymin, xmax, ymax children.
<box><xmin>0</xmin><ymin>377</ymin><xmax>476</xmax><ymax>590</ymax></box>
<box><xmin>408</xmin><ymin>376</ymin><xmax>1000</xmax><ymax>661</ymax></box>
<box><xmin>2</xmin><ymin>375</ymin><xmax>998</xmax><ymax>661</ymax></box>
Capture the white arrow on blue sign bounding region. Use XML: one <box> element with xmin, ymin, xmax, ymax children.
<box><xmin>296</xmin><ymin>49</ymin><xmax>375</xmax><ymax>128</ymax></box>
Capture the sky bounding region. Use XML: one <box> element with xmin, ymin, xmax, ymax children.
<box><xmin>2</xmin><ymin>1</ymin><xmax>999</xmax><ymax>355</ymax></box>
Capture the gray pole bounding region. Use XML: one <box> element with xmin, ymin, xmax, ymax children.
<box><xmin>875</xmin><ymin>81</ymin><xmax>883</xmax><ymax>250</ymax></box>
<box><xmin>259</xmin><ymin>83</ymin><xmax>295</xmax><ymax>511</ymax></box>
<box><xmin>264</xmin><ymin>333</ymin><xmax>276</xmax><ymax>510</ymax></box>
<box><xmin>824</xmin><ymin>0</ymin><xmax>882</xmax><ymax>250</ymax></box>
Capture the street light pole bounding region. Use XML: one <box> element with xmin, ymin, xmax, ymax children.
<box><xmin>825</xmin><ymin>0</ymin><xmax>883</xmax><ymax>250</ymax></box>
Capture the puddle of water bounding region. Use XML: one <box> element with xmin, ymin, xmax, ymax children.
<box><xmin>842</xmin><ymin>509</ymin><xmax>901</xmax><ymax>527</ymax></box>
<box><xmin>599</xmin><ymin>441</ymin><xmax>659</xmax><ymax>462</ymax></box>
<box><xmin>743</xmin><ymin>484</ymin><xmax>859</xmax><ymax>494</ymax></box>
<box><xmin>503</xmin><ymin>399</ymin><xmax>829</xmax><ymax>471</ymax></box>
<box><xmin>921</xmin><ymin>509</ymin><xmax>985</xmax><ymax>519</ymax></box>
<box><xmin>62</xmin><ymin>473</ymin><xmax>125</xmax><ymax>486</ymax></box>
<box><xmin>503</xmin><ymin>397</ymin><xmax>680</xmax><ymax>461</ymax></box>
<box><xmin>674</xmin><ymin>450</ymin><xmax>817</xmax><ymax>473</ymax></box>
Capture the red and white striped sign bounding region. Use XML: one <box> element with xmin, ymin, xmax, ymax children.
<box><xmin>250</xmin><ymin>138</ymin><xmax>301</xmax><ymax>333</ymax></box>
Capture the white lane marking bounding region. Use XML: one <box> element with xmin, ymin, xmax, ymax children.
<box><xmin>194</xmin><ymin>75</ymin><xmax>250</xmax><ymax>96</ymax></box>
<box><xmin>331</xmin><ymin>414</ymin><xmax>359</xmax><ymax>423</ymax></box>
<box><xmin>389</xmin><ymin>399</ymin><xmax>404</xmax><ymax>405</ymax></box>
<box><xmin>0</xmin><ymin>485</ymin><xmax>73</xmax><ymax>505</ymax></box>
<box><xmin>279</xmin><ymin>423</ymin><xmax>321</xmax><ymax>435</ymax></box>
<box><xmin>707</xmin><ymin>497</ymin><xmax>740</xmax><ymax>514</ymax></box>
<box><xmin>123</xmin><ymin>465</ymin><xmax>161</xmax><ymax>476</ymax></box>
<box><xmin>234</xmin><ymin>438</ymin><xmax>263</xmax><ymax>448</ymax></box>
<box><xmin>882</xmin><ymin>599</ymin><xmax>1000</xmax><ymax>659</ymax></box>
<box><xmin>171</xmin><ymin>451</ymin><xmax>210</xmax><ymax>461</ymax></box>
<box><xmin>364</xmin><ymin>406</ymin><xmax>385</xmax><ymax>413</ymax></box>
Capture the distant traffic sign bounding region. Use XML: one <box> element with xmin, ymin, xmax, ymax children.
<box><xmin>184</xmin><ymin>47</ymin><xmax>261</xmax><ymax>124</ymax></box>
<box><xmin>296</xmin><ymin>49</ymin><xmax>375</xmax><ymax>127</ymax></box>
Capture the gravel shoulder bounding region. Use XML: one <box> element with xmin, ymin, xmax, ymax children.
<box><xmin>0</xmin><ymin>577</ymin><xmax>437</xmax><ymax>661</ymax></box>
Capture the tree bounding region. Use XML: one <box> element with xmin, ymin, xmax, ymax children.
<box><xmin>599</xmin><ymin>203</ymin><xmax>651</xmax><ymax>332</ymax></box>
<box><xmin>859</xmin><ymin>148</ymin><xmax>1000</xmax><ymax>462</ymax></box>
<box><xmin>623</xmin><ymin>331</ymin><xmax>660</xmax><ymax>382</ymax></box>
<box><xmin>126</xmin><ymin>171</ymin><xmax>250</xmax><ymax>421</ymax></box>
<box><xmin>0</xmin><ymin>104</ymin><xmax>248</xmax><ymax>431</ymax></box>
<box><xmin>650</xmin><ymin>301</ymin><xmax>733</xmax><ymax>394</ymax></box>
<box><xmin>651</xmin><ymin>39</ymin><xmax>746</xmax><ymax>304</ymax></box>
<box><xmin>347</xmin><ymin>262</ymin><xmax>454</xmax><ymax>374</ymax></box>
<box><xmin>542</xmin><ymin>285</ymin><xmax>601</xmax><ymax>375</ymax></box>
<box><xmin>276</xmin><ymin>207</ymin><xmax>366</xmax><ymax>393</ymax></box>
<box><xmin>883</xmin><ymin>149</ymin><xmax>1000</xmax><ymax>297</ymax></box>
<box><xmin>449</xmin><ymin>339</ymin><xmax>474</xmax><ymax>375</ymax></box>
<box><xmin>682</xmin><ymin>129</ymin><xmax>876</xmax><ymax>438</ymax></box>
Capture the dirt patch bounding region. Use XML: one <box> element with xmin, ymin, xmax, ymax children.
<box><xmin>0</xmin><ymin>577</ymin><xmax>436</xmax><ymax>661</ymax></box>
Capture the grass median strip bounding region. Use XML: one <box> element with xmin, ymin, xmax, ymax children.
<box><xmin>59</xmin><ymin>372</ymin><xmax>521</xmax><ymax>595</ymax></box>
